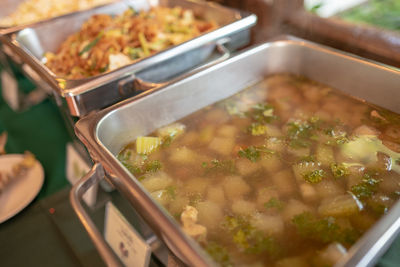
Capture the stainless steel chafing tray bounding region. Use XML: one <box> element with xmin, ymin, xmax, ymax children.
<box><xmin>71</xmin><ymin>38</ymin><xmax>400</xmax><ymax>266</ymax></box>
<box><xmin>0</xmin><ymin>0</ymin><xmax>118</xmax><ymax>35</ymax></box>
<box><xmin>0</xmin><ymin>0</ymin><xmax>256</xmax><ymax>117</ymax></box>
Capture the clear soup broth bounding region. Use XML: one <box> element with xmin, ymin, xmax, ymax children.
<box><xmin>118</xmin><ymin>74</ymin><xmax>400</xmax><ymax>267</ymax></box>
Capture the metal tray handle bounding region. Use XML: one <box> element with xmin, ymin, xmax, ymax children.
<box><xmin>133</xmin><ymin>42</ymin><xmax>231</xmax><ymax>93</ymax></box>
<box><xmin>69</xmin><ymin>163</ymin><xmax>122</xmax><ymax>267</ymax></box>
<box><xmin>184</xmin><ymin>42</ymin><xmax>231</xmax><ymax>77</ymax></box>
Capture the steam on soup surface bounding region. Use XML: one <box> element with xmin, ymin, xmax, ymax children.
<box><xmin>118</xmin><ymin>74</ymin><xmax>400</xmax><ymax>266</ymax></box>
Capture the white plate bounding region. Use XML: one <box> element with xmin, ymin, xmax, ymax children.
<box><xmin>0</xmin><ymin>154</ymin><xmax>44</xmax><ymax>223</ymax></box>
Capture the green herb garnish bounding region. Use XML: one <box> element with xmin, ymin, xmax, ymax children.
<box><xmin>144</xmin><ymin>160</ymin><xmax>162</xmax><ymax>173</ymax></box>
<box><xmin>245</xmin><ymin>235</ymin><xmax>280</xmax><ymax>256</ymax></box>
<box><xmin>159</xmin><ymin>124</ymin><xmax>185</xmax><ymax>148</ymax></box>
<box><xmin>127</xmin><ymin>47</ymin><xmax>142</xmax><ymax>60</ymax></box>
<box><xmin>222</xmin><ymin>216</ymin><xmax>281</xmax><ymax>257</ymax></box>
<box><xmin>303</xmin><ymin>169</ymin><xmax>325</xmax><ymax>183</ymax></box>
<box><xmin>99</xmin><ymin>64</ymin><xmax>108</xmax><ymax>73</ymax></box>
<box><xmin>202</xmin><ymin>159</ymin><xmax>236</xmax><ymax>175</ymax></box>
<box><xmin>287</xmin><ymin>121</ymin><xmax>312</xmax><ymax>138</ymax></box>
<box><xmin>118</xmin><ymin>153</ymin><xmax>162</xmax><ymax>178</ymax></box>
<box><xmin>239</xmin><ymin>146</ymin><xmax>260</xmax><ymax>162</ymax></box>
<box><xmin>247</xmin><ymin>123</ymin><xmax>268</xmax><ymax>136</ymax></box>
<box><xmin>247</xmin><ymin>103</ymin><xmax>277</xmax><ymax>124</ymax></box>
<box><xmin>297</xmin><ymin>155</ymin><xmax>316</xmax><ymax>163</ymax></box>
<box><xmin>351</xmin><ymin>173</ymin><xmax>381</xmax><ymax>199</ymax></box>
<box><xmin>293</xmin><ymin>212</ymin><xmax>338</xmax><ymax>243</ymax></box>
<box><xmin>292</xmin><ymin>212</ymin><xmax>359</xmax><ymax>245</ymax></box>
<box><xmin>287</xmin><ymin>120</ymin><xmax>315</xmax><ymax>148</ymax></box>
<box><xmin>238</xmin><ymin>146</ymin><xmax>275</xmax><ymax>162</ymax></box>
<box><xmin>205</xmin><ymin>242</ymin><xmax>232</xmax><ymax>267</ymax></box>
<box><xmin>330</xmin><ymin>163</ymin><xmax>349</xmax><ymax>178</ymax></box>
<box><xmin>121</xmin><ymin>161</ymin><xmax>141</xmax><ymax>176</ymax></box>
<box><xmin>264</xmin><ymin>197</ymin><xmax>284</xmax><ymax>211</ymax></box>
<box><xmin>223</xmin><ymin>216</ymin><xmax>244</xmax><ymax>232</ymax></box>
<box><xmin>324</xmin><ymin>126</ymin><xmax>349</xmax><ymax>145</ymax></box>
<box><xmin>118</xmin><ymin>151</ymin><xmax>142</xmax><ymax>176</ymax></box>
<box><xmin>79</xmin><ymin>33</ymin><xmax>103</xmax><ymax>56</ymax></box>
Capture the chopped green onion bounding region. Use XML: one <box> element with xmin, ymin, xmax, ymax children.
<box><xmin>79</xmin><ymin>33</ymin><xmax>103</xmax><ymax>56</ymax></box>
<box><xmin>248</xmin><ymin>123</ymin><xmax>268</xmax><ymax>136</ymax></box>
<box><xmin>138</xmin><ymin>32</ymin><xmax>150</xmax><ymax>56</ymax></box>
<box><xmin>330</xmin><ymin>163</ymin><xmax>349</xmax><ymax>178</ymax></box>
<box><xmin>351</xmin><ymin>174</ymin><xmax>381</xmax><ymax>199</ymax></box>
<box><xmin>238</xmin><ymin>146</ymin><xmax>275</xmax><ymax>162</ymax></box>
<box><xmin>303</xmin><ymin>169</ymin><xmax>325</xmax><ymax>183</ymax></box>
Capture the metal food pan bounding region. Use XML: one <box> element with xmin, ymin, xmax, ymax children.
<box><xmin>71</xmin><ymin>38</ymin><xmax>400</xmax><ymax>266</ymax></box>
<box><xmin>1</xmin><ymin>0</ymin><xmax>256</xmax><ymax>116</ymax></box>
<box><xmin>0</xmin><ymin>0</ymin><xmax>118</xmax><ymax>34</ymax></box>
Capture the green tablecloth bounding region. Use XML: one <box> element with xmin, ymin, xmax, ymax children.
<box><xmin>0</xmin><ymin>187</ymin><xmax>106</xmax><ymax>267</ymax></box>
<box><xmin>0</xmin><ymin>77</ymin><xmax>71</xmax><ymax>199</ymax></box>
<box><xmin>0</xmin><ymin>72</ymin><xmax>106</xmax><ymax>266</ymax></box>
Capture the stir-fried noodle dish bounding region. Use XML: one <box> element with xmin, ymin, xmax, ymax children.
<box><xmin>44</xmin><ymin>6</ymin><xmax>218</xmax><ymax>79</ymax></box>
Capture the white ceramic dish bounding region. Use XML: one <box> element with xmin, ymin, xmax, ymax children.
<box><xmin>0</xmin><ymin>154</ymin><xmax>44</xmax><ymax>223</ymax></box>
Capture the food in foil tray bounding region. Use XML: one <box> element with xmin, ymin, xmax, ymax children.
<box><xmin>118</xmin><ymin>74</ymin><xmax>400</xmax><ymax>266</ymax></box>
<box><xmin>44</xmin><ymin>6</ymin><xmax>218</xmax><ymax>79</ymax></box>
<box><xmin>0</xmin><ymin>0</ymin><xmax>115</xmax><ymax>27</ymax></box>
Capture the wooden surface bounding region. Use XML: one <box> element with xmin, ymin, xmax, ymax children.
<box><xmin>212</xmin><ymin>0</ymin><xmax>400</xmax><ymax>67</ymax></box>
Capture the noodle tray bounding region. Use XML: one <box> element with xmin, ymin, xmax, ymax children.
<box><xmin>0</xmin><ymin>0</ymin><xmax>256</xmax><ymax>116</ymax></box>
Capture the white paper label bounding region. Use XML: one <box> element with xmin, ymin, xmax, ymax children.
<box><xmin>1</xmin><ymin>70</ymin><xmax>19</xmax><ymax>111</ymax></box>
<box><xmin>105</xmin><ymin>202</ymin><xmax>151</xmax><ymax>267</ymax></box>
<box><xmin>65</xmin><ymin>143</ymin><xmax>97</xmax><ymax>207</ymax></box>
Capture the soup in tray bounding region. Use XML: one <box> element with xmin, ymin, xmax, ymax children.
<box><xmin>118</xmin><ymin>74</ymin><xmax>400</xmax><ymax>266</ymax></box>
